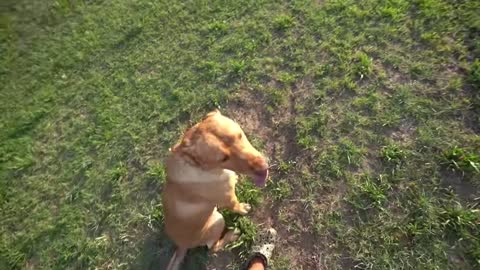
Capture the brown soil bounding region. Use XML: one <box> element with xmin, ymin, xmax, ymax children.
<box><xmin>207</xmin><ymin>82</ymin><xmax>333</xmax><ymax>270</ymax></box>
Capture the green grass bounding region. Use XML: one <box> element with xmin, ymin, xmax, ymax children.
<box><xmin>1</xmin><ymin>0</ymin><xmax>480</xmax><ymax>269</ymax></box>
<box><xmin>443</xmin><ymin>146</ymin><xmax>480</xmax><ymax>175</ymax></box>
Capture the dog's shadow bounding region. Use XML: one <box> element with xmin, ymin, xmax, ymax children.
<box><xmin>134</xmin><ymin>231</ymin><xmax>209</xmax><ymax>270</ymax></box>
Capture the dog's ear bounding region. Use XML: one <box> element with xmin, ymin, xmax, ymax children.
<box><xmin>171</xmin><ymin>123</ymin><xmax>198</xmax><ymax>153</ymax></box>
<box><xmin>171</xmin><ymin>109</ymin><xmax>219</xmax><ymax>151</ymax></box>
<box><xmin>174</xmin><ymin>126</ymin><xmax>229</xmax><ymax>168</ymax></box>
<box><xmin>205</xmin><ymin>109</ymin><xmax>221</xmax><ymax>119</ymax></box>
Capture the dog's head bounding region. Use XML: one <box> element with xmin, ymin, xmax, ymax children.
<box><xmin>171</xmin><ymin>110</ymin><xmax>269</xmax><ymax>186</ymax></box>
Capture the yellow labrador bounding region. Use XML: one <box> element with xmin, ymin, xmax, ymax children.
<box><xmin>163</xmin><ymin>110</ymin><xmax>269</xmax><ymax>270</ymax></box>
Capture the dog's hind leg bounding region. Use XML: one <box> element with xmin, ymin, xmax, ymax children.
<box><xmin>210</xmin><ymin>229</ymin><xmax>239</xmax><ymax>252</ymax></box>
<box><xmin>166</xmin><ymin>247</ymin><xmax>187</xmax><ymax>270</ymax></box>
<box><xmin>204</xmin><ymin>209</ymin><xmax>239</xmax><ymax>252</ymax></box>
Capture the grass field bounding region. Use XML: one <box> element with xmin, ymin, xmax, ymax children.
<box><xmin>1</xmin><ymin>0</ymin><xmax>480</xmax><ymax>269</ymax></box>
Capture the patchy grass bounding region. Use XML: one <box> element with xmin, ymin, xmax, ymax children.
<box><xmin>443</xmin><ymin>146</ymin><xmax>480</xmax><ymax>176</ymax></box>
<box><xmin>1</xmin><ymin>0</ymin><xmax>480</xmax><ymax>270</ymax></box>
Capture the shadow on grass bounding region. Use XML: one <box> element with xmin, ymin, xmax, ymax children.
<box><xmin>134</xmin><ymin>231</ymin><xmax>209</xmax><ymax>270</ymax></box>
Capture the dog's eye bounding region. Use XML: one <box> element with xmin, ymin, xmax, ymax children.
<box><xmin>222</xmin><ymin>155</ymin><xmax>229</xmax><ymax>162</ymax></box>
<box><xmin>238</xmin><ymin>133</ymin><xmax>242</xmax><ymax>139</ymax></box>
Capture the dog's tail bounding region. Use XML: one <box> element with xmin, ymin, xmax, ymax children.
<box><xmin>166</xmin><ymin>247</ymin><xmax>187</xmax><ymax>270</ymax></box>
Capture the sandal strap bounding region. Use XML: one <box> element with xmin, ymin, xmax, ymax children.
<box><xmin>242</xmin><ymin>253</ymin><xmax>268</xmax><ymax>270</ymax></box>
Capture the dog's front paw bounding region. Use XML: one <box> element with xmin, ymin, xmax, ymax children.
<box><xmin>236</xmin><ymin>203</ymin><xmax>251</xmax><ymax>215</ymax></box>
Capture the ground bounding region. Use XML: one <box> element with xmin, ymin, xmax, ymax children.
<box><xmin>1</xmin><ymin>0</ymin><xmax>480</xmax><ymax>269</ymax></box>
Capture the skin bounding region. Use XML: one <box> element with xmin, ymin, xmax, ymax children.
<box><xmin>163</xmin><ymin>110</ymin><xmax>268</xmax><ymax>270</ymax></box>
<box><xmin>248</xmin><ymin>257</ymin><xmax>266</xmax><ymax>270</ymax></box>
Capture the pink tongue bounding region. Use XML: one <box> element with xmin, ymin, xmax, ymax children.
<box><xmin>254</xmin><ymin>169</ymin><xmax>269</xmax><ymax>187</ymax></box>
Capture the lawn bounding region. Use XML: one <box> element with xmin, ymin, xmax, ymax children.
<box><xmin>1</xmin><ymin>0</ymin><xmax>479</xmax><ymax>269</ymax></box>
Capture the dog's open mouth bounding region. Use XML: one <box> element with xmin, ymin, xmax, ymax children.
<box><xmin>254</xmin><ymin>169</ymin><xmax>269</xmax><ymax>187</ymax></box>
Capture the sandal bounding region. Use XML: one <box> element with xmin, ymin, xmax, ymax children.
<box><xmin>243</xmin><ymin>228</ymin><xmax>278</xmax><ymax>269</ymax></box>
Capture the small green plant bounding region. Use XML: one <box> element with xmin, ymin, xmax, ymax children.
<box><xmin>315</xmin><ymin>150</ymin><xmax>343</xmax><ymax>179</ymax></box>
<box><xmin>438</xmin><ymin>202</ymin><xmax>480</xmax><ymax>266</ymax></box>
<box><xmin>278</xmin><ymin>72</ymin><xmax>296</xmax><ymax>84</ymax></box>
<box><xmin>263</xmin><ymin>87</ymin><xmax>288</xmax><ymax>108</ymax></box>
<box><xmin>106</xmin><ymin>163</ymin><xmax>128</xmax><ymax>182</ymax></box>
<box><xmin>420</xmin><ymin>31</ymin><xmax>440</xmax><ymax>45</ymax></box>
<box><xmin>409</xmin><ymin>62</ymin><xmax>433</xmax><ymax>80</ymax></box>
<box><xmin>447</xmin><ymin>77</ymin><xmax>463</xmax><ymax>92</ymax></box>
<box><xmin>277</xmin><ymin>160</ymin><xmax>295</xmax><ymax>174</ymax></box>
<box><xmin>273</xmin><ymin>15</ymin><xmax>295</xmax><ymax>30</ymax></box>
<box><xmin>353</xmin><ymin>51</ymin><xmax>373</xmax><ymax>78</ymax></box>
<box><xmin>207</xmin><ymin>20</ymin><xmax>228</xmax><ymax>34</ymax></box>
<box><xmin>381</xmin><ymin>144</ymin><xmax>406</xmax><ymax>164</ymax></box>
<box><xmin>296</xmin><ymin>110</ymin><xmax>328</xmax><ymax>150</ymax></box>
<box><xmin>352</xmin><ymin>93</ymin><xmax>379</xmax><ymax>112</ymax></box>
<box><xmin>146</xmin><ymin>162</ymin><xmax>166</xmax><ymax>178</ymax></box>
<box><xmin>53</xmin><ymin>0</ymin><xmax>77</xmax><ymax>14</ymax></box>
<box><xmin>197</xmin><ymin>60</ymin><xmax>222</xmax><ymax>79</ymax></box>
<box><xmin>469</xmin><ymin>59</ymin><xmax>480</xmax><ymax>87</ymax></box>
<box><xmin>378</xmin><ymin>5</ymin><xmax>406</xmax><ymax>21</ymax></box>
<box><xmin>338</xmin><ymin>138</ymin><xmax>364</xmax><ymax>167</ymax></box>
<box><xmin>228</xmin><ymin>59</ymin><xmax>247</xmax><ymax>76</ymax></box>
<box><xmin>349</xmin><ymin>174</ymin><xmax>390</xmax><ymax>210</ymax></box>
<box><xmin>443</xmin><ymin>146</ymin><xmax>480</xmax><ymax>174</ymax></box>
<box><xmin>270</xmin><ymin>179</ymin><xmax>292</xmax><ymax>200</ymax></box>
<box><xmin>439</xmin><ymin>203</ymin><xmax>479</xmax><ymax>232</ymax></box>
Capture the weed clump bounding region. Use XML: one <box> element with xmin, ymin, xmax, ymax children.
<box><xmin>443</xmin><ymin>146</ymin><xmax>480</xmax><ymax>175</ymax></box>
<box><xmin>273</xmin><ymin>15</ymin><xmax>295</xmax><ymax>30</ymax></box>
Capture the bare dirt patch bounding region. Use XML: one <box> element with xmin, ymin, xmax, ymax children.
<box><xmin>205</xmin><ymin>82</ymin><xmax>339</xmax><ymax>269</ymax></box>
<box><xmin>440</xmin><ymin>170</ymin><xmax>480</xmax><ymax>203</ymax></box>
<box><xmin>386</xmin><ymin>119</ymin><xmax>416</xmax><ymax>146</ymax></box>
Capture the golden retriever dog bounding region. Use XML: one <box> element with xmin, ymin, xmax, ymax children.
<box><xmin>162</xmin><ymin>110</ymin><xmax>269</xmax><ymax>270</ymax></box>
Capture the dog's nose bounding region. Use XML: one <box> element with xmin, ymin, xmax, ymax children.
<box><xmin>252</xmin><ymin>155</ymin><xmax>269</xmax><ymax>173</ymax></box>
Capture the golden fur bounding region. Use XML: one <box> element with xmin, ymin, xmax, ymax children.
<box><xmin>162</xmin><ymin>110</ymin><xmax>268</xmax><ymax>270</ymax></box>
